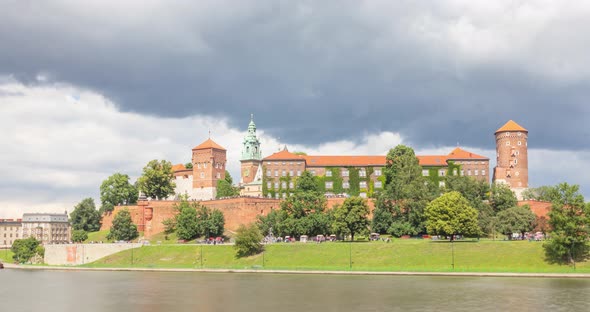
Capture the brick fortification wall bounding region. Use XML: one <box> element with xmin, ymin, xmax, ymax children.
<box><xmin>100</xmin><ymin>197</ymin><xmax>375</xmax><ymax>238</ymax></box>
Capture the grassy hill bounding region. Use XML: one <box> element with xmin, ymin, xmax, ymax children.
<box><xmin>84</xmin><ymin>239</ymin><xmax>590</xmax><ymax>273</ymax></box>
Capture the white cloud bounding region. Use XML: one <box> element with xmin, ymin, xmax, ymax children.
<box><xmin>0</xmin><ymin>79</ymin><xmax>588</xmax><ymax>218</ymax></box>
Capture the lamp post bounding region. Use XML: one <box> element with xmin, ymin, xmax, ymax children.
<box><xmin>349</xmin><ymin>241</ymin><xmax>352</xmax><ymax>270</ymax></box>
<box><xmin>451</xmin><ymin>239</ymin><xmax>455</xmax><ymax>271</ymax></box>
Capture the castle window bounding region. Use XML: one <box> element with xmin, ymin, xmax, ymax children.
<box><xmin>282</xmin><ymin>170</ymin><xmax>286</xmax><ymax>177</ymax></box>
<box><xmin>282</xmin><ymin>162</ymin><xmax>286</xmax><ymax>165</ymax></box>
<box><xmin>506</xmin><ymin>132</ymin><xmax>510</xmax><ymax>136</ymax></box>
<box><xmin>326</xmin><ymin>170</ymin><xmax>332</xmax><ymax>177</ymax></box>
<box><xmin>267</xmin><ymin>182</ymin><xmax>271</xmax><ymax>188</ymax></box>
<box><xmin>375</xmin><ymin>169</ymin><xmax>382</xmax><ymax>176</ymax></box>
<box><xmin>297</xmin><ymin>170</ymin><xmax>301</xmax><ymax>177</ymax></box>
<box><xmin>518</xmin><ymin>141</ymin><xmax>522</xmax><ymax>146</ymax></box>
<box><xmin>342</xmin><ymin>169</ymin><xmax>349</xmax><ymax>177</ymax></box>
<box><xmin>514</xmin><ymin>159</ymin><xmax>518</xmax><ymax>165</ymax></box>
<box><xmin>274</xmin><ymin>170</ymin><xmax>279</xmax><ymax>177</ymax></box>
<box><xmin>310</xmin><ymin>170</ymin><xmax>316</xmax><ymax>176</ymax></box>
<box><xmin>267</xmin><ymin>170</ymin><xmax>271</xmax><ymax>177</ymax></box>
<box><xmin>325</xmin><ymin>181</ymin><xmax>333</xmax><ymax>189</ymax></box>
<box><xmin>200</xmin><ymin>172</ymin><xmax>205</xmax><ymax>179</ymax></box>
<box><xmin>439</xmin><ymin>170</ymin><xmax>445</xmax><ymax>177</ymax></box>
<box><xmin>453</xmin><ymin>169</ymin><xmax>457</xmax><ymax>176</ymax></box>
<box><xmin>359</xmin><ymin>169</ymin><xmax>366</xmax><ymax>177</ymax></box>
<box><xmin>289</xmin><ymin>170</ymin><xmax>294</xmax><ymax>176</ymax></box>
<box><xmin>343</xmin><ymin>182</ymin><xmax>350</xmax><ymax>189</ymax></box>
<box><xmin>289</xmin><ymin>182</ymin><xmax>294</xmax><ymax>189</ymax></box>
<box><xmin>274</xmin><ymin>182</ymin><xmax>279</xmax><ymax>189</ymax></box>
<box><xmin>375</xmin><ymin>181</ymin><xmax>382</xmax><ymax>188</ymax></box>
<box><xmin>474</xmin><ymin>170</ymin><xmax>479</xmax><ymax>176</ymax></box>
<box><xmin>197</xmin><ymin>163</ymin><xmax>201</xmax><ymax>169</ymax></box>
<box><xmin>422</xmin><ymin>170</ymin><xmax>429</xmax><ymax>176</ymax></box>
<box><xmin>515</xmin><ymin>172</ymin><xmax>520</xmax><ymax>176</ymax></box>
<box><xmin>506</xmin><ymin>141</ymin><xmax>510</xmax><ymax>146</ymax></box>
<box><xmin>204</xmin><ymin>162</ymin><xmax>207</xmax><ymax>168</ymax></box>
<box><xmin>282</xmin><ymin>193</ymin><xmax>287</xmax><ymax>199</ymax></box>
<box><xmin>359</xmin><ymin>181</ymin><xmax>367</xmax><ymax>188</ymax></box>
<box><xmin>281</xmin><ymin>182</ymin><xmax>287</xmax><ymax>189</ymax></box>
<box><xmin>275</xmin><ymin>193</ymin><xmax>279</xmax><ymax>199</ymax></box>
<box><xmin>439</xmin><ymin>181</ymin><xmax>445</xmax><ymax>188</ymax></box>
<box><xmin>359</xmin><ymin>192</ymin><xmax>367</xmax><ymax>198</ymax></box>
<box><xmin>482</xmin><ymin>170</ymin><xmax>486</xmax><ymax>176</ymax></box>
<box><xmin>216</xmin><ymin>173</ymin><xmax>221</xmax><ymax>179</ymax></box>
<box><xmin>467</xmin><ymin>170</ymin><xmax>471</xmax><ymax>176</ymax></box>
<box><xmin>517</xmin><ymin>132</ymin><xmax>522</xmax><ymax>136</ymax></box>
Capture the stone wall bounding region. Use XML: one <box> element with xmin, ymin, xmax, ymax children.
<box><xmin>100</xmin><ymin>197</ymin><xmax>375</xmax><ymax>238</ymax></box>
<box><xmin>44</xmin><ymin>243</ymin><xmax>141</xmax><ymax>265</ymax></box>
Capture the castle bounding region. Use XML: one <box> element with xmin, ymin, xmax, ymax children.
<box><xmin>168</xmin><ymin>117</ymin><xmax>529</xmax><ymax>200</ymax></box>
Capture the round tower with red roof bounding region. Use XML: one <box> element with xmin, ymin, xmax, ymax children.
<box><xmin>492</xmin><ymin>120</ymin><xmax>528</xmax><ymax>199</ymax></box>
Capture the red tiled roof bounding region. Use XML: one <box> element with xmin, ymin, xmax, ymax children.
<box><xmin>417</xmin><ymin>155</ymin><xmax>448</xmax><ymax>166</ymax></box>
<box><xmin>264</xmin><ymin>148</ymin><xmax>305</xmax><ymax>160</ymax></box>
<box><xmin>447</xmin><ymin>147</ymin><xmax>488</xmax><ymax>160</ymax></box>
<box><xmin>172</xmin><ymin>164</ymin><xmax>186</xmax><ymax>172</ymax></box>
<box><xmin>495</xmin><ymin>120</ymin><xmax>527</xmax><ymax>134</ymax></box>
<box><xmin>304</xmin><ymin>155</ymin><xmax>386</xmax><ymax>167</ymax></box>
<box><xmin>193</xmin><ymin>138</ymin><xmax>226</xmax><ymax>150</ymax></box>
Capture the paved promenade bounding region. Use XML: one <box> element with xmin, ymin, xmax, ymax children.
<box><xmin>4</xmin><ymin>263</ymin><xmax>590</xmax><ymax>278</ymax></box>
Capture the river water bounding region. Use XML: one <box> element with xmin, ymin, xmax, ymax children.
<box><xmin>1</xmin><ymin>269</ymin><xmax>589</xmax><ymax>311</ymax></box>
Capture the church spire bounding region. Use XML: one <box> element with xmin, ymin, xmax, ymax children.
<box><xmin>241</xmin><ymin>114</ymin><xmax>262</xmax><ymax>161</ymax></box>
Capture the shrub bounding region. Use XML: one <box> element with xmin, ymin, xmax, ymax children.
<box><xmin>234</xmin><ymin>224</ymin><xmax>264</xmax><ymax>258</ymax></box>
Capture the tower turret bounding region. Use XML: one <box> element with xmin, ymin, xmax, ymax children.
<box><xmin>492</xmin><ymin>120</ymin><xmax>528</xmax><ymax>199</ymax></box>
<box><xmin>240</xmin><ymin>114</ymin><xmax>262</xmax><ymax>184</ymax></box>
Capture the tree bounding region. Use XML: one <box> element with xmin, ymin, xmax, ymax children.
<box><xmin>185</xmin><ymin>162</ymin><xmax>193</xmax><ymax>169</ymax></box>
<box><xmin>332</xmin><ymin>196</ymin><xmax>370</xmax><ymax>241</ymax></box>
<box><xmin>297</xmin><ymin>170</ymin><xmax>320</xmax><ymax>193</ymax></box>
<box><xmin>490</xmin><ymin>183</ymin><xmax>518</xmax><ymax>213</ymax></box>
<box><xmin>70</xmin><ymin>198</ymin><xmax>101</xmax><ymax>232</ymax></box>
<box><xmin>137</xmin><ymin>160</ymin><xmax>176</xmax><ymax>200</ymax></box>
<box><xmin>162</xmin><ymin>217</ymin><xmax>176</xmax><ymax>235</ymax></box>
<box><xmin>234</xmin><ymin>223</ymin><xmax>264</xmax><ymax>258</ymax></box>
<box><xmin>72</xmin><ymin>230</ymin><xmax>88</xmax><ymax>243</ymax></box>
<box><xmin>216</xmin><ymin>170</ymin><xmax>239</xmax><ymax>198</ymax></box>
<box><xmin>106</xmin><ymin>209</ymin><xmax>139</xmax><ymax>241</ymax></box>
<box><xmin>371</xmin><ymin>194</ymin><xmax>394</xmax><ymax>234</ymax></box>
<box><xmin>378</xmin><ymin>145</ymin><xmax>435</xmax><ymax>236</ymax></box>
<box><xmin>196</xmin><ymin>206</ymin><xmax>225</xmax><ymax>237</ymax></box>
<box><xmin>424</xmin><ymin>191</ymin><xmax>480</xmax><ymax>241</ymax></box>
<box><xmin>522</xmin><ymin>186</ymin><xmax>557</xmax><ymax>202</ymax></box>
<box><xmin>175</xmin><ymin>201</ymin><xmax>199</xmax><ymax>240</ymax></box>
<box><xmin>99</xmin><ymin>173</ymin><xmax>138</xmax><ymax>213</ymax></box>
<box><xmin>495</xmin><ymin>205</ymin><xmax>536</xmax><ymax>240</ymax></box>
<box><xmin>11</xmin><ymin>237</ymin><xmax>42</xmax><ymax>264</ymax></box>
<box><xmin>544</xmin><ymin>183</ymin><xmax>590</xmax><ymax>265</ymax></box>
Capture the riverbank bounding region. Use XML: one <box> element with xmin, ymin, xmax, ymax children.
<box><xmin>5</xmin><ymin>262</ymin><xmax>590</xmax><ymax>278</ymax></box>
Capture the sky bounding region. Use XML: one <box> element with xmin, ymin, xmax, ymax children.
<box><xmin>1</xmin><ymin>1</ymin><xmax>589</xmax><ymax>217</ymax></box>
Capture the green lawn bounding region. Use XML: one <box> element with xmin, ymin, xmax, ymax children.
<box><xmin>84</xmin><ymin>230</ymin><xmax>111</xmax><ymax>243</ymax></box>
<box><xmin>0</xmin><ymin>249</ymin><xmax>14</xmax><ymax>263</ymax></box>
<box><xmin>84</xmin><ymin>239</ymin><xmax>590</xmax><ymax>273</ymax></box>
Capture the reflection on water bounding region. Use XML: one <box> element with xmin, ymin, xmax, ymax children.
<box><xmin>1</xmin><ymin>270</ymin><xmax>589</xmax><ymax>312</ymax></box>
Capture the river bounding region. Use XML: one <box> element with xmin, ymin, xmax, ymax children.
<box><xmin>1</xmin><ymin>269</ymin><xmax>589</xmax><ymax>311</ymax></box>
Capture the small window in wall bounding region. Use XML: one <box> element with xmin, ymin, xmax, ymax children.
<box><xmin>453</xmin><ymin>169</ymin><xmax>458</xmax><ymax>176</ymax></box>
<box><xmin>439</xmin><ymin>170</ymin><xmax>445</xmax><ymax>177</ymax></box>
<box><xmin>422</xmin><ymin>170</ymin><xmax>429</xmax><ymax>176</ymax></box>
<box><xmin>267</xmin><ymin>170</ymin><xmax>271</xmax><ymax>177</ymax></box>
<box><xmin>439</xmin><ymin>181</ymin><xmax>445</xmax><ymax>188</ymax></box>
<box><xmin>267</xmin><ymin>182</ymin><xmax>271</xmax><ymax>188</ymax></box>
<box><xmin>204</xmin><ymin>163</ymin><xmax>207</xmax><ymax>168</ymax></box>
<box><xmin>275</xmin><ymin>170</ymin><xmax>279</xmax><ymax>177</ymax></box>
<box><xmin>326</xmin><ymin>170</ymin><xmax>332</xmax><ymax>177</ymax></box>
<box><xmin>289</xmin><ymin>182</ymin><xmax>294</xmax><ymax>189</ymax></box>
<box><xmin>325</xmin><ymin>181</ymin><xmax>333</xmax><ymax>189</ymax></box>
<box><xmin>342</xmin><ymin>170</ymin><xmax>349</xmax><ymax>177</ymax></box>
<box><xmin>216</xmin><ymin>173</ymin><xmax>221</xmax><ymax>179</ymax></box>
<box><xmin>281</xmin><ymin>182</ymin><xmax>287</xmax><ymax>189</ymax></box>
<box><xmin>474</xmin><ymin>170</ymin><xmax>479</xmax><ymax>176</ymax></box>
<box><xmin>200</xmin><ymin>172</ymin><xmax>205</xmax><ymax>179</ymax></box>
<box><xmin>275</xmin><ymin>193</ymin><xmax>279</xmax><ymax>199</ymax></box>
<box><xmin>514</xmin><ymin>159</ymin><xmax>518</xmax><ymax>165</ymax></box>
<box><xmin>467</xmin><ymin>170</ymin><xmax>471</xmax><ymax>176</ymax></box>
<box><xmin>360</xmin><ymin>181</ymin><xmax>367</xmax><ymax>188</ymax></box>
<box><xmin>359</xmin><ymin>170</ymin><xmax>366</xmax><ymax>177</ymax></box>
<box><xmin>515</xmin><ymin>171</ymin><xmax>520</xmax><ymax>176</ymax></box>
<box><xmin>282</xmin><ymin>170</ymin><xmax>286</xmax><ymax>177</ymax></box>
<box><xmin>290</xmin><ymin>170</ymin><xmax>294</xmax><ymax>176</ymax></box>
<box><xmin>460</xmin><ymin>169</ymin><xmax>464</xmax><ymax>176</ymax></box>
<box><xmin>311</xmin><ymin>170</ymin><xmax>316</xmax><ymax>176</ymax></box>
<box><xmin>506</xmin><ymin>141</ymin><xmax>510</xmax><ymax>146</ymax></box>
<box><xmin>343</xmin><ymin>182</ymin><xmax>350</xmax><ymax>189</ymax></box>
<box><xmin>197</xmin><ymin>163</ymin><xmax>201</xmax><ymax>169</ymax></box>
<box><xmin>375</xmin><ymin>181</ymin><xmax>382</xmax><ymax>188</ymax></box>
<box><xmin>359</xmin><ymin>192</ymin><xmax>367</xmax><ymax>198</ymax></box>
<box><xmin>517</xmin><ymin>132</ymin><xmax>522</xmax><ymax>136</ymax></box>
<box><xmin>282</xmin><ymin>193</ymin><xmax>287</xmax><ymax>199</ymax></box>
<box><xmin>297</xmin><ymin>170</ymin><xmax>301</xmax><ymax>176</ymax></box>
<box><xmin>274</xmin><ymin>182</ymin><xmax>279</xmax><ymax>189</ymax></box>
<box><xmin>518</xmin><ymin>141</ymin><xmax>522</xmax><ymax>146</ymax></box>
<box><xmin>482</xmin><ymin>170</ymin><xmax>486</xmax><ymax>176</ymax></box>
<box><xmin>375</xmin><ymin>169</ymin><xmax>381</xmax><ymax>176</ymax></box>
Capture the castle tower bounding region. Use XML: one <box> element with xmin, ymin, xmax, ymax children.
<box><xmin>240</xmin><ymin>114</ymin><xmax>262</xmax><ymax>184</ymax></box>
<box><xmin>192</xmin><ymin>138</ymin><xmax>226</xmax><ymax>200</ymax></box>
<box><xmin>492</xmin><ymin>120</ymin><xmax>528</xmax><ymax>199</ymax></box>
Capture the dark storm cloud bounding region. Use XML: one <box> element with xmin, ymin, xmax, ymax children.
<box><xmin>1</xmin><ymin>1</ymin><xmax>589</xmax><ymax>150</ymax></box>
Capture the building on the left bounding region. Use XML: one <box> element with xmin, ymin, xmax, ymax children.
<box><xmin>0</xmin><ymin>219</ymin><xmax>22</xmax><ymax>248</ymax></box>
<box><xmin>21</xmin><ymin>212</ymin><xmax>71</xmax><ymax>245</ymax></box>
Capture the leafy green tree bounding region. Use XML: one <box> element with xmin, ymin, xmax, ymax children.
<box><xmin>371</xmin><ymin>194</ymin><xmax>394</xmax><ymax>234</ymax></box>
<box><xmin>298</xmin><ymin>170</ymin><xmax>320</xmax><ymax>193</ymax></box>
<box><xmin>196</xmin><ymin>206</ymin><xmax>225</xmax><ymax>237</ymax></box>
<box><xmin>162</xmin><ymin>217</ymin><xmax>176</xmax><ymax>235</ymax></box>
<box><xmin>216</xmin><ymin>170</ymin><xmax>240</xmax><ymax>198</ymax></box>
<box><xmin>444</xmin><ymin>175</ymin><xmax>490</xmax><ymax>210</ymax></box>
<box><xmin>544</xmin><ymin>183</ymin><xmax>590</xmax><ymax>265</ymax></box>
<box><xmin>234</xmin><ymin>223</ymin><xmax>264</xmax><ymax>258</ymax></box>
<box><xmin>175</xmin><ymin>201</ymin><xmax>199</xmax><ymax>240</ymax></box>
<box><xmin>257</xmin><ymin>209</ymin><xmax>289</xmax><ymax>237</ymax></box>
<box><xmin>522</xmin><ymin>186</ymin><xmax>557</xmax><ymax>202</ymax></box>
<box><xmin>424</xmin><ymin>191</ymin><xmax>480</xmax><ymax>241</ymax></box>
<box><xmin>106</xmin><ymin>209</ymin><xmax>139</xmax><ymax>241</ymax></box>
<box><xmin>99</xmin><ymin>173</ymin><xmax>138</xmax><ymax>213</ymax></box>
<box><xmin>495</xmin><ymin>205</ymin><xmax>536</xmax><ymax>240</ymax></box>
<box><xmin>332</xmin><ymin>196</ymin><xmax>370</xmax><ymax>241</ymax></box>
<box><xmin>72</xmin><ymin>230</ymin><xmax>88</xmax><ymax>243</ymax></box>
<box><xmin>490</xmin><ymin>183</ymin><xmax>518</xmax><ymax>213</ymax></box>
<box><xmin>11</xmin><ymin>237</ymin><xmax>42</xmax><ymax>264</ymax></box>
<box><xmin>70</xmin><ymin>198</ymin><xmax>101</xmax><ymax>232</ymax></box>
<box><xmin>137</xmin><ymin>160</ymin><xmax>176</xmax><ymax>200</ymax></box>
<box><xmin>378</xmin><ymin>145</ymin><xmax>435</xmax><ymax>236</ymax></box>
<box><xmin>185</xmin><ymin>162</ymin><xmax>193</xmax><ymax>169</ymax></box>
